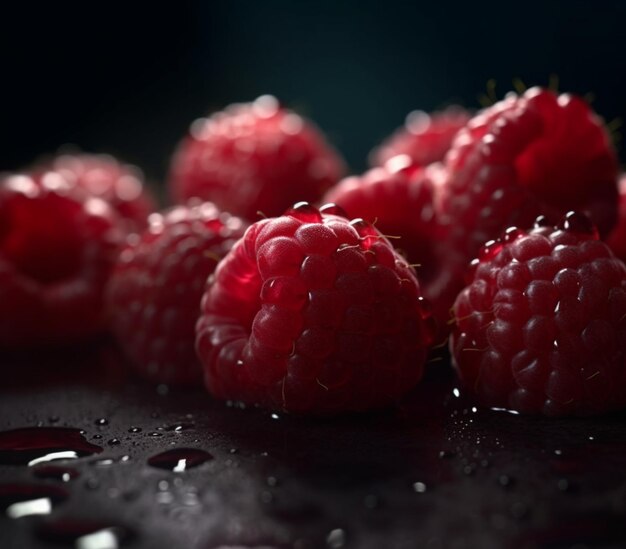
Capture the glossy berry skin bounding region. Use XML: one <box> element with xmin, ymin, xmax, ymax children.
<box><xmin>323</xmin><ymin>157</ymin><xmax>456</xmax><ymax>331</ymax></box>
<box><xmin>106</xmin><ymin>202</ymin><xmax>247</xmax><ymax>385</ymax></box>
<box><xmin>606</xmin><ymin>175</ymin><xmax>626</xmax><ymax>261</ymax></box>
<box><xmin>0</xmin><ymin>173</ymin><xmax>123</xmax><ymax>347</ymax></box>
<box><xmin>196</xmin><ymin>203</ymin><xmax>436</xmax><ymax>414</ymax></box>
<box><xmin>169</xmin><ymin>96</ymin><xmax>346</xmax><ymax>221</ymax></box>
<box><xmin>44</xmin><ymin>153</ymin><xmax>156</xmax><ymax>234</ymax></box>
<box><xmin>439</xmin><ymin>88</ymin><xmax>619</xmax><ymax>277</ymax></box>
<box><xmin>370</xmin><ymin>106</ymin><xmax>471</xmax><ymax>168</ymax></box>
<box><xmin>451</xmin><ymin>213</ymin><xmax>626</xmax><ymax>416</ymax></box>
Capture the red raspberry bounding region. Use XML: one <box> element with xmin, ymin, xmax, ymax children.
<box><xmin>169</xmin><ymin>95</ymin><xmax>346</xmax><ymax>221</ymax></box>
<box><xmin>322</xmin><ymin>156</ymin><xmax>456</xmax><ymax>331</ymax></box>
<box><xmin>105</xmin><ymin>201</ymin><xmax>247</xmax><ymax>385</ymax></box>
<box><xmin>0</xmin><ymin>173</ymin><xmax>123</xmax><ymax>347</ymax></box>
<box><xmin>370</xmin><ymin>106</ymin><xmax>471</xmax><ymax>168</ymax></box>
<box><xmin>606</xmin><ymin>174</ymin><xmax>626</xmax><ymax>261</ymax></box>
<box><xmin>450</xmin><ymin>212</ymin><xmax>626</xmax><ymax>416</ymax></box>
<box><xmin>439</xmin><ymin>88</ymin><xmax>619</xmax><ymax>278</ymax></box>
<box><xmin>196</xmin><ymin>202</ymin><xmax>436</xmax><ymax>414</ymax></box>
<box><xmin>44</xmin><ymin>153</ymin><xmax>156</xmax><ymax>234</ymax></box>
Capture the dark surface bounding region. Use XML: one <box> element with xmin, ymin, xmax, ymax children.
<box><xmin>1</xmin><ymin>342</ymin><xmax>626</xmax><ymax>549</ymax></box>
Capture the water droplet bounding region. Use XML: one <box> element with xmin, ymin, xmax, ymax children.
<box><xmin>164</xmin><ymin>423</ymin><xmax>194</xmax><ymax>433</ymax></box>
<box><xmin>0</xmin><ymin>427</ymin><xmax>103</xmax><ymax>466</ymax></box>
<box><xmin>148</xmin><ymin>432</ymin><xmax>163</xmax><ymax>438</ymax></box>
<box><xmin>413</xmin><ymin>482</ymin><xmax>427</xmax><ymax>493</ymax></box>
<box><xmin>94</xmin><ymin>419</ymin><xmax>108</xmax><ymax>427</ymax></box>
<box><xmin>108</xmin><ymin>438</ymin><xmax>120</xmax><ymax>446</ymax></box>
<box><xmin>270</xmin><ymin>413</ymin><xmax>280</xmax><ymax>420</ymax></box>
<box><xmin>92</xmin><ymin>434</ymin><xmax>103</xmax><ymax>440</ymax></box>
<box><xmin>452</xmin><ymin>388</ymin><xmax>460</xmax><ymax>398</ymax></box>
<box><xmin>36</xmin><ymin>518</ymin><xmax>134</xmax><ymax>548</ymax></box>
<box><xmin>285</xmin><ymin>202</ymin><xmax>322</xmax><ymax>223</ymax></box>
<box><xmin>33</xmin><ymin>465</ymin><xmax>79</xmax><ymax>483</ymax></box>
<box><xmin>128</xmin><ymin>427</ymin><xmax>142</xmax><ymax>434</ymax></box>
<box><xmin>326</xmin><ymin>528</ymin><xmax>346</xmax><ymax>548</ymax></box>
<box><xmin>147</xmin><ymin>448</ymin><xmax>213</xmax><ymax>472</ymax></box>
<box><xmin>0</xmin><ymin>484</ymin><xmax>69</xmax><ymax>519</ymax></box>
<box><xmin>498</xmin><ymin>475</ymin><xmax>513</xmax><ymax>488</ymax></box>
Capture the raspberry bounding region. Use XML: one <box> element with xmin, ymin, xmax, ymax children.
<box><xmin>195</xmin><ymin>202</ymin><xmax>436</xmax><ymax>414</ymax></box>
<box><xmin>606</xmin><ymin>174</ymin><xmax>626</xmax><ymax>261</ymax></box>
<box><xmin>370</xmin><ymin>106</ymin><xmax>471</xmax><ymax>168</ymax></box>
<box><xmin>450</xmin><ymin>212</ymin><xmax>626</xmax><ymax>416</ymax></box>
<box><xmin>322</xmin><ymin>156</ymin><xmax>456</xmax><ymax>331</ymax></box>
<box><xmin>105</xmin><ymin>201</ymin><xmax>247</xmax><ymax>385</ymax></box>
<box><xmin>43</xmin><ymin>153</ymin><xmax>156</xmax><ymax>234</ymax></box>
<box><xmin>169</xmin><ymin>95</ymin><xmax>346</xmax><ymax>221</ymax></box>
<box><xmin>0</xmin><ymin>173</ymin><xmax>123</xmax><ymax>347</ymax></box>
<box><xmin>439</xmin><ymin>88</ymin><xmax>619</xmax><ymax>278</ymax></box>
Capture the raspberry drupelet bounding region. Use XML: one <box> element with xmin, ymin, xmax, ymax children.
<box><xmin>169</xmin><ymin>95</ymin><xmax>346</xmax><ymax>221</ymax></box>
<box><xmin>451</xmin><ymin>212</ymin><xmax>626</xmax><ymax>416</ymax></box>
<box><xmin>196</xmin><ymin>202</ymin><xmax>436</xmax><ymax>415</ymax></box>
<box><xmin>0</xmin><ymin>173</ymin><xmax>123</xmax><ymax>347</ymax></box>
<box><xmin>105</xmin><ymin>201</ymin><xmax>247</xmax><ymax>385</ymax></box>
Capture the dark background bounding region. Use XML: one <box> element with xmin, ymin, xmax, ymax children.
<box><xmin>1</xmin><ymin>1</ymin><xmax>625</xmax><ymax>189</ymax></box>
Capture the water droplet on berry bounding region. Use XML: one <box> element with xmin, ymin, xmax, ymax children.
<box><xmin>320</xmin><ymin>203</ymin><xmax>348</xmax><ymax>218</ymax></box>
<box><xmin>286</xmin><ymin>202</ymin><xmax>322</xmax><ymax>223</ymax></box>
<box><xmin>502</xmin><ymin>226</ymin><xmax>522</xmax><ymax>243</ymax></box>
<box><xmin>108</xmin><ymin>438</ymin><xmax>120</xmax><ymax>446</ymax></box>
<box><xmin>128</xmin><ymin>427</ymin><xmax>142</xmax><ymax>434</ymax></box>
<box><xmin>560</xmin><ymin>211</ymin><xmax>599</xmax><ymax>239</ymax></box>
<box><xmin>533</xmin><ymin>215</ymin><xmax>552</xmax><ymax>228</ymax></box>
<box><xmin>147</xmin><ymin>448</ymin><xmax>213</xmax><ymax>472</ymax></box>
<box><xmin>0</xmin><ymin>427</ymin><xmax>103</xmax><ymax>466</ymax></box>
<box><xmin>94</xmin><ymin>418</ymin><xmax>108</xmax><ymax>427</ymax></box>
<box><xmin>479</xmin><ymin>239</ymin><xmax>503</xmax><ymax>262</ymax></box>
<box><xmin>413</xmin><ymin>481</ymin><xmax>427</xmax><ymax>493</ymax></box>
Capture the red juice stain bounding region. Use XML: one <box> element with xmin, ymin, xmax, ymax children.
<box><xmin>0</xmin><ymin>427</ymin><xmax>103</xmax><ymax>466</ymax></box>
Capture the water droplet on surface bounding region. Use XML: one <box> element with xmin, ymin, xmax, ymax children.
<box><xmin>147</xmin><ymin>448</ymin><xmax>213</xmax><ymax>472</ymax></box>
<box><xmin>413</xmin><ymin>481</ymin><xmax>427</xmax><ymax>493</ymax></box>
<box><xmin>36</xmin><ymin>518</ymin><xmax>134</xmax><ymax>548</ymax></box>
<box><xmin>0</xmin><ymin>427</ymin><xmax>103</xmax><ymax>466</ymax></box>
<box><xmin>94</xmin><ymin>418</ymin><xmax>109</xmax><ymax>427</ymax></box>
<box><xmin>128</xmin><ymin>427</ymin><xmax>142</xmax><ymax>434</ymax></box>
<box><xmin>0</xmin><ymin>484</ymin><xmax>69</xmax><ymax>519</ymax></box>
<box><xmin>108</xmin><ymin>438</ymin><xmax>120</xmax><ymax>446</ymax></box>
<box><xmin>33</xmin><ymin>465</ymin><xmax>79</xmax><ymax>482</ymax></box>
<box><xmin>164</xmin><ymin>423</ymin><xmax>195</xmax><ymax>432</ymax></box>
<box><xmin>148</xmin><ymin>432</ymin><xmax>163</xmax><ymax>438</ymax></box>
<box><xmin>327</xmin><ymin>528</ymin><xmax>346</xmax><ymax>548</ymax></box>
